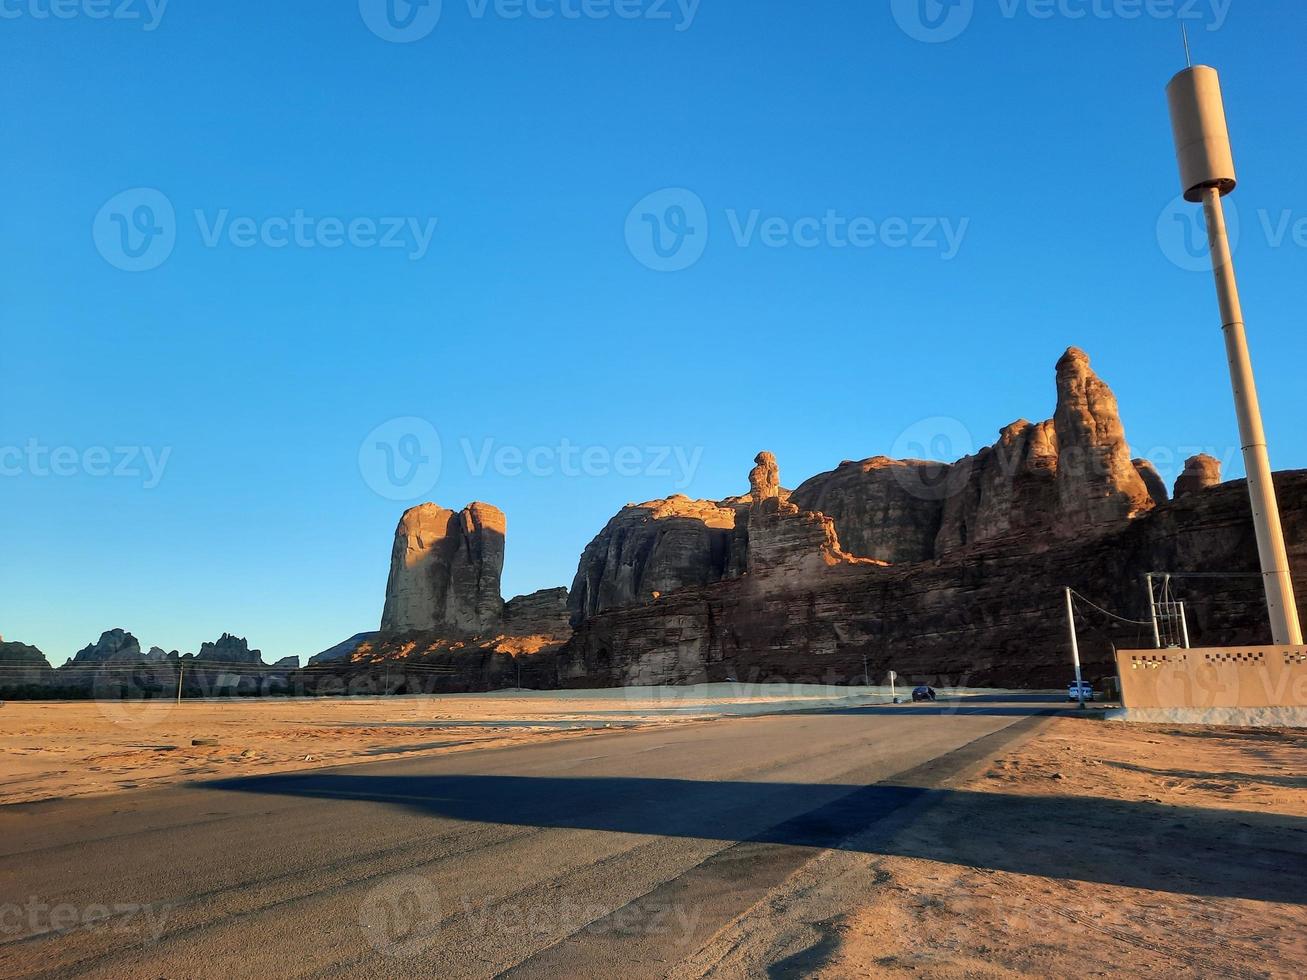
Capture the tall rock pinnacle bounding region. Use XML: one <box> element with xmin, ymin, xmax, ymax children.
<box><xmin>1052</xmin><ymin>347</ymin><xmax>1155</xmax><ymax>527</ymax></box>
<box><xmin>380</xmin><ymin>502</ymin><xmax>506</xmax><ymax>633</ymax></box>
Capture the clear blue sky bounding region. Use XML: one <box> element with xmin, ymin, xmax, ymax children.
<box><xmin>3</xmin><ymin>1</ymin><xmax>1305</xmax><ymax>663</ymax></box>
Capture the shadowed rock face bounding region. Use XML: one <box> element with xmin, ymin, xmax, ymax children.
<box><xmin>936</xmin><ymin>419</ymin><xmax>1061</xmax><ymax>554</ymax></box>
<box><xmin>504</xmin><ymin>588</ymin><xmax>571</xmax><ymax>639</ymax></box>
<box><xmin>1134</xmin><ymin>458</ymin><xmax>1170</xmax><ymax>507</ymax></box>
<box><xmin>791</xmin><ymin>458</ymin><xmax>950</xmax><ymax>563</ymax></box>
<box><xmin>557</xmin><ymin>471</ymin><xmax>1307</xmax><ymax>690</ymax></box>
<box><xmin>67</xmin><ymin>628</ymin><xmax>143</xmax><ymax>665</ymax></box>
<box><xmin>568</xmin><ymin>496</ymin><xmax>745</xmax><ymax>626</ymax></box>
<box><xmin>194</xmin><ymin>633</ymin><xmax>264</xmax><ymax>666</ymax></box>
<box><xmin>381</xmin><ymin>502</ymin><xmax>506</xmax><ymax>634</ymax></box>
<box><xmin>1174</xmin><ymin>453</ymin><xmax>1223</xmax><ymax>498</ymax></box>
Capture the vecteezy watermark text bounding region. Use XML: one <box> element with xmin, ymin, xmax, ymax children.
<box><xmin>625</xmin><ymin>188</ymin><xmax>969</xmax><ymax>272</ymax></box>
<box><xmin>358</xmin><ymin>418</ymin><xmax>703</xmax><ymax>499</ymax></box>
<box><xmin>0</xmin><ymin>441</ymin><xmax>171</xmax><ymax>489</ymax></box>
<box><xmin>0</xmin><ymin>0</ymin><xmax>169</xmax><ymax>30</ymax></box>
<box><xmin>93</xmin><ymin>188</ymin><xmax>439</xmax><ymax>272</ymax></box>
<box><xmin>462</xmin><ymin>438</ymin><xmax>702</xmax><ymax>487</ymax></box>
<box><xmin>0</xmin><ymin>897</ymin><xmax>169</xmax><ymax>942</ymax></box>
<box><xmin>891</xmin><ymin>0</ymin><xmax>1231</xmax><ymax>44</ymax></box>
<box><xmin>358</xmin><ymin>0</ymin><xmax>700</xmax><ymax>43</ymax></box>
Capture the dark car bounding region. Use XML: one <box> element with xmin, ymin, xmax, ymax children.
<box><xmin>912</xmin><ymin>685</ymin><xmax>937</xmax><ymax>702</ymax></box>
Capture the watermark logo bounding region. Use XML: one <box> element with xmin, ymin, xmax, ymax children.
<box><xmin>892</xmin><ymin>0</ymin><xmax>1231</xmax><ymax>43</ymax></box>
<box><xmin>0</xmin><ymin>0</ymin><xmax>169</xmax><ymax>30</ymax></box>
<box><xmin>1156</xmin><ymin>192</ymin><xmax>1241</xmax><ymax>273</ymax></box>
<box><xmin>626</xmin><ymin>188</ymin><xmax>968</xmax><ymax>272</ymax></box>
<box><xmin>625</xmin><ymin>188</ymin><xmax>710</xmax><ymax>273</ymax></box>
<box><xmin>360</xmin><ymin>874</ymin><xmax>442</xmax><ymax>957</ymax></box>
<box><xmin>359</xmin><ymin>0</ymin><xmax>443</xmax><ymax>42</ymax></box>
<box><xmin>93</xmin><ymin>189</ymin><xmax>439</xmax><ymax>272</ymax></box>
<box><xmin>361</xmin><ymin>0</ymin><xmax>698</xmax><ymax>41</ymax></box>
<box><xmin>93</xmin><ymin>188</ymin><xmax>176</xmax><ymax>273</ymax></box>
<box><xmin>891</xmin><ymin>0</ymin><xmax>974</xmax><ymax>43</ymax></box>
<box><xmin>359</xmin><ymin>417</ymin><xmax>443</xmax><ymax>501</ymax></box>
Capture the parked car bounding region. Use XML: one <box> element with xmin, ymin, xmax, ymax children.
<box><xmin>912</xmin><ymin>685</ymin><xmax>937</xmax><ymax>702</ymax></box>
<box><xmin>1068</xmin><ymin>680</ymin><xmax>1095</xmax><ymax>702</ymax></box>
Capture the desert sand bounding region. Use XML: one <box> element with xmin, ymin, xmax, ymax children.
<box><xmin>681</xmin><ymin>717</ymin><xmax>1307</xmax><ymax>979</ymax></box>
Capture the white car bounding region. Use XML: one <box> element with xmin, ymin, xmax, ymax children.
<box><xmin>1068</xmin><ymin>681</ymin><xmax>1095</xmax><ymax>702</ymax></box>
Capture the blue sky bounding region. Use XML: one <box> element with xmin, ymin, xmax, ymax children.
<box><xmin>3</xmin><ymin>1</ymin><xmax>1305</xmax><ymax>662</ymax></box>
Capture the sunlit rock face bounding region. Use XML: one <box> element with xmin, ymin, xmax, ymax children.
<box><xmin>746</xmin><ymin>452</ymin><xmax>860</xmax><ymax>580</ymax></box>
<box><xmin>1174</xmin><ymin>453</ymin><xmax>1223</xmax><ymax>497</ymax></box>
<box><xmin>568</xmin><ymin>496</ymin><xmax>746</xmax><ymax>625</ymax></box>
<box><xmin>380</xmin><ymin>502</ymin><xmax>506</xmax><ymax>633</ymax></box>
<box><xmin>1053</xmin><ymin>346</ymin><xmax>1155</xmax><ymax>527</ymax></box>
<box><xmin>935</xmin><ymin>418</ymin><xmax>1062</xmax><ymax>553</ymax></box>
<box><xmin>799</xmin><ymin>348</ymin><xmax>1156</xmax><ymax>559</ymax></box>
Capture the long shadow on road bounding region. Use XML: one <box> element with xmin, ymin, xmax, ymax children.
<box><xmin>204</xmin><ymin>770</ymin><xmax>1307</xmax><ymax>905</ymax></box>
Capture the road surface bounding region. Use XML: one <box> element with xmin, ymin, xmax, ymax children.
<box><xmin>0</xmin><ymin>699</ymin><xmax>1052</xmax><ymax>978</ymax></box>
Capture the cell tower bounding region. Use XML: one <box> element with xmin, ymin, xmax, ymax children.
<box><xmin>1165</xmin><ymin>47</ymin><xmax>1303</xmax><ymax>645</ymax></box>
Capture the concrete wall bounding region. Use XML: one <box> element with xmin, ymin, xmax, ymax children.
<box><xmin>1116</xmin><ymin>646</ymin><xmax>1307</xmax><ymax>709</ymax></box>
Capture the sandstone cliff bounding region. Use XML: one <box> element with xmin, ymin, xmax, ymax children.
<box><xmin>798</xmin><ymin>348</ymin><xmax>1155</xmax><ymax>561</ymax></box>
<box><xmin>556</xmin><ymin>471</ymin><xmax>1307</xmax><ymax>691</ymax></box>
<box><xmin>790</xmin><ymin>457</ymin><xmax>949</xmax><ymax>563</ymax></box>
<box><xmin>745</xmin><ymin>452</ymin><xmax>869</xmax><ymax>580</ymax></box>
<box><xmin>381</xmin><ymin>502</ymin><xmax>506</xmax><ymax>633</ymax></box>
<box><xmin>568</xmin><ymin>495</ymin><xmax>745</xmax><ymax>625</ymax></box>
<box><xmin>1174</xmin><ymin>453</ymin><xmax>1223</xmax><ymax>497</ymax></box>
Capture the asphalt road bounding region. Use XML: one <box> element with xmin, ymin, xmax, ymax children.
<box><xmin>0</xmin><ymin>699</ymin><xmax>1052</xmax><ymax>978</ymax></box>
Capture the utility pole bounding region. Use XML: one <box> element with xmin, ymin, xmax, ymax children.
<box><xmin>1167</xmin><ymin>61</ymin><xmax>1302</xmax><ymax>645</ymax></box>
<box><xmin>176</xmin><ymin>661</ymin><xmax>184</xmax><ymax>705</ymax></box>
<box><xmin>1065</xmin><ymin>588</ymin><xmax>1086</xmax><ymax>710</ymax></box>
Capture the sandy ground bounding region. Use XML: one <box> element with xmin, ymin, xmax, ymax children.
<box><xmin>682</xmin><ymin>717</ymin><xmax>1307</xmax><ymax>979</ymax></box>
<box><xmin>0</xmin><ymin>684</ymin><xmax>932</xmax><ymax>806</ymax></box>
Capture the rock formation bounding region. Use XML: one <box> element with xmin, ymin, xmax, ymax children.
<box><xmin>791</xmin><ymin>457</ymin><xmax>951</xmax><ymax>563</ymax></box>
<box><xmin>801</xmin><ymin>349</ymin><xmax>1154</xmax><ymax>559</ymax></box>
<box><xmin>381</xmin><ymin>502</ymin><xmax>506</xmax><ymax>633</ymax></box>
<box><xmin>1174</xmin><ymin>453</ymin><xmax>1223</xmax><ymax>497</ymax></box>
<box><xmin>935</xmin><ymin>419</ymin><xmax>1061</xmax><ymax>553</ymax></box>
<box><xmin>66</xmin><ymin>628</ymin><xmax>143</xmax><ymax>665</ymax></box>
<box><xmin>309</xmin><ymin>631</ymin><xmax>379</xmax><ymax>665</ymax></box>
<box><xmin>504</xmin><ymin>588</ymin><xmax>572</xmax><ymax>638</ymax></box>
<box><xmin>558</xmin><ymin>470</ymin><xmax>1307</xmax><ymax>690</ymax></box>
<box><xmin>746</xmin><ymin>452</ymin><xmax>858</xmax><ymax>578</ymax></box>
<box><xmin>568</xmin><ymin>495</ymin><xmax>744</xmax><ymax>625</ymax></box>
<box><xmin>1133</xmin><ymin>458</ymin><xmax>1170</xmax><ymax>507</ymax></box>
<box><xmin>0</xmin><ymin>639</ymin><xmax>54</xmax><ymax>690</ymax></box>
<box><xmin>192</xmin><ymin>633</ymin><xmax>264</xmax><ymax>665</ymax></box>
<box><xmin>1053</xmin><ymin>347</ymin><xmax>1155</xmax><ymax>527</ymax></box>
